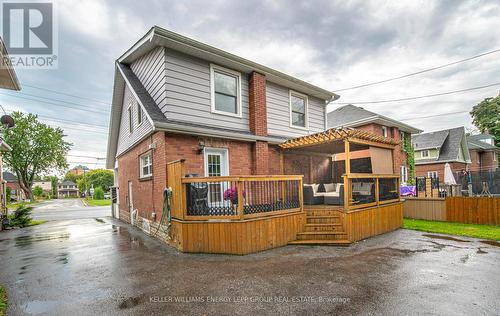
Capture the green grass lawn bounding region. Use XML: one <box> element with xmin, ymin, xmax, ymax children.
<box><xmin>403</xmin><ymin>218</ymin><xmax>500</xmax><ymax>241</ymax></box>
<box><xmin>0</xmin><ymin>286</ymin><xmax>6</xmax><ymax>316</ymax></box>
<box><xmin>85</xmin><ymin>198</ymin><xmax>112</xmax><ymax>207</ymax></box>
<box><xmin>28</xmin><ymin>220</ymin><xmax>46</xmax><ymax>226</ymax></box>
<box><xmin>7</xmin><ymin>200</ymin><xmax>39</xmax><ymax>210</ymax></box>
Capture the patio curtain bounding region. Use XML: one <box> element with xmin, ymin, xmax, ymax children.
<box><xmin>369</xmin><ymin>147</ymin><xmax>393</xmax><ymax>174</ymax></box>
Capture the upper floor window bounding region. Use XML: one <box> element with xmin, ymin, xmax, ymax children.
<box><xmin>382</xmin><ymin>126</ymin><xmax>388</xmax><ymax>137</ymax></box>
<box><xmin>128</xmin><ymin>104</ymin><xmax>133</xmax><ymax>133</ymax></box>
<box><xmin>210</xmin><ymin>65</ymin><xmax>242</xmax><ymax>117</ymax></box>
<box><xmin>421</xmin><ymin>150</ymin><xmax>429</xmax><ymax>158</ymax></box>
<box><xmin>289</xmin><ymin>91</ymin><xmax>308</xmax><ymax>129</ymax></box>
<box><xmin>137</xmin><ymin>104</ymin><xmax>143</xmax><ymax>126</ymax></box>
<box><xmin>140</xmin><ymin>152</ymin><xmax>153</xmax><ymax>178</ymax></box>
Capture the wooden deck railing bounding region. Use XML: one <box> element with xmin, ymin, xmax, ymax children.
<box><xmin>178</xmin><ymin>175</ymin><xmax>304</xmax><ymax>220</ymax></box>
<box><xmin>343</xmin><ymin>174</ymin><xmax>400</xmax><ymax>210</ymax></box>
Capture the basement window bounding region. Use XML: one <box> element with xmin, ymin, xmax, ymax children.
<box><xmin>210</xmin><ymin>64</ymin><xmax>242</xmax><ymax>117</ymax></box>
<box><xmin>140</xmin><ymin>153</ymin><xmax>152</xmax><ymax>178</ymax></box>
<box><xmin>289</xmin><ymin>90</ymin><xmax>308</xmax><ymax>129</ymax></box>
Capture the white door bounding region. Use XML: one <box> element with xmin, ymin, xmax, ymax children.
<box><xmin>204</xmin><ymin>148</ymin><xmax>229</xmax><ymax>206</ymax></box>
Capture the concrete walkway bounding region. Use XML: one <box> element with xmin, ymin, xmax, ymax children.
<box><xmin>0</xmin><ymin>217</ymin><xmax>499</xmax><ymax>315</ymax></box>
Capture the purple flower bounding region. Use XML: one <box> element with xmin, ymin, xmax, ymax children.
<box><xmin>223</xmin><ymin>187</ymin><xmax>245</xmax><ymax>204</ymax></box>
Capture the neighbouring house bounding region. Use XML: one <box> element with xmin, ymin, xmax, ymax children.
<box><xmin>68</xmin><ymin>165</ymin><xmax>89</xmax><ymax>177</ymax></box>
<box><xmin>32</xmin><ymin>181</ymin><xmax>53</xmax><ymax>195</ymax></box>
<box><xmin>467</xmin><ymin>134</ymin><xmax>499</xmax><ymax>172</ymax></box>
<box><xmin>327</xmin><ymin>104</ymin><xmax>422</xmax><ymax>184</ymax></box>
<box><xmin>106</xmin><ymin>26</ymin><xmax>404</xmax><ymax>254</ymax></box>
<box><xmin>412</xmin><ymin>127</ymin><xmax>471</xmax><ymax>181</ymax></box>
<box><xmin>0</xmin><ymin>36</ymin><xmax>21</xmax><ymax>226</ymax></box>
<box><xmin>58</xmin><ymin>180</ymin><xmax>79</xmax><ymax>198</ymax></box>
<box><xmin>2</xmin><ymin>171</ymin><xmax>25</xmax><ymax>201</ymax></box>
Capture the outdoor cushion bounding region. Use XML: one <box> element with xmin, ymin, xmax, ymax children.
<box><xmin>324</xmin><ymin>183</ymin><xmax>335</xmax><ymax>192</ymax></box>
<box><xmin>322</xmin><ymin>191</ymin><xmax>340</xmax><ymax>197</ymax></box>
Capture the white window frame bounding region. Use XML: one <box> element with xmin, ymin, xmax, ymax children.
<box><xmin>137</xmin><ymin>103</ymin><xmax>143</xmax><ymax>127</ymax></box>
<box><xmin>139</xmin><ymin>152</ymin><xmax>153</xmax><ymax>178</ymax></box>
<box><xmin>427</xmin><ymin>171</ymin><xmax>438</xmax><ymax>178</ymax></box>
<box><xmin>210</xmin><ymin>64</ymin><xmax>242</xmax><ymax>118</ymax></box>
<box><xmin>203</xmin><ymin>147</ymin><xmax>229</xmax><ymax>177</ymax></box>
<box><xmin>382</xmin><ymin>126</ymin><xmax>388</xmax><ymax>137</ymax></box>
<box><xmin>493</xmin><ymin>152</ymin><xmax>497</xmax><ymax>162</ymax></box>
<box><xmin>127</xmin><ymin>104</ymin><xmax>133</xmax><ymax>134</ymax></box>
<box><xmin>289</xmin><ymin>90</ymin><xmax>309</xmax><ymax>130</ymax></box>
<box><xmin>421</xmin><ymin>150</ymin><xmax>429</xmax><ymax>158</ymax></box>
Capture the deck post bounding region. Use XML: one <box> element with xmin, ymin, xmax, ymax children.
<box><xmin>298</xmin><ymin>177</ymin><xmax>304</xmax><ymax>211</ymax></box>
<box><xmin>375</xmin><ymin>177</ymin><xmax>380</xmax><ymax>206</ymax></box>
<box><xmin>237</xmin><ymin>180</ymin><xmax>244</xmax><ymax>219</ymax></box>
<box><xmin>344</xmin><ymin>140</ymin><xmax>350</xmax><ymax>210</ymax></box>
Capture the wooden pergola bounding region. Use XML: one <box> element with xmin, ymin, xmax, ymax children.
<box><xmin>280</xmin><ymin>127</ymin><xmax>401</xmax><ymax>209</ymax></box>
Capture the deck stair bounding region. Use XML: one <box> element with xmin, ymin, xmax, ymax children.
<box><xmin>288</xmin><ymin>208</ymin><xmax>351</xmax><ymax>246</ymax></box>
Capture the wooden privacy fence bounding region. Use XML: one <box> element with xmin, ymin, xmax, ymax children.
<box><xmin>404</xmin><ymin>197</ymin><xmax>500</xmax><ymax>225</ymax></box>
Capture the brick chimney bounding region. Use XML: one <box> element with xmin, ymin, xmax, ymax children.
<box><xmin>248</xmin><ymin>71</ymin><xmax>269</xmax><ymax>174</ymax></box>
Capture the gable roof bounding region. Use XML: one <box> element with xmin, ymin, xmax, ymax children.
<box><xmin>2</xmin><ymin>171</ymin><xmax>17</xmax><ymax>182</ymax></box>
<box><xmin>467</xmin><ymin>134</ymin><xmax>499</xmax><ymax>151</ymax></box>
<box><xmin>327</xmin><ymin>104</ymin><xmax>422</xmax><ymax>134</ymax></box>
<box><xmin>412</xmin><ymin>127</ymin><xmax>470</xmax><ymax>164</ymax></box>
<box><xmin>59</xmin><ymin>180</ymin><xmax>76</xmax><ymax>186</ymax></box>
<box><xmin>106</xmin><ymin>26</ymin><xmax>340</xmax><ymax>168</ymax></box>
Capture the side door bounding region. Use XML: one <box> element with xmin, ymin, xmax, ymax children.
<box><xmin>204</xmin><ymin>148</ymin><xmax>229</xmax><ymax>206</ymax></box>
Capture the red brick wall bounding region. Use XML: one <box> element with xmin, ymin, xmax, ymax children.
<box><xmin>356</xmin><ymin>123</ymin><xmax>406</xmax><ymax>173</ymax></box>
<box><xmin>415</xmin><ymin>162</ymin><xmax>468</xmax><ymax>180</ymax></box>
<box><xmin>117</xmin><ymin>131</ymin><xmax>167</xmax><ymax>222</ymax></box>
<box><xmin>248</xmin><ymin>71</ymin><xmax>267</xmax><ymax>137</ymax></box>
<box><xmin>268</xmin><ymin>145</ymin><xmax>282</xmax><ymax>175</ymax></box>
<box><xmin>253</xmin><ymin>141</ymin><xmax>269</xmax><ymax>175</ymax></box>
<box><xmin>283</xmin><ymin>152</ymin><xmax>331</xmax><ymax>183</ymax></box>
<box><xmin>469</xmin><ymin>150</ymin><xmax>498</xmax><ymax>172</ymax></box>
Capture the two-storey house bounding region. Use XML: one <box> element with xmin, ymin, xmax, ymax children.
<box><xmin>467</xmin><ymin>134</ymin><xmax>499</xmax><ymax>173</ymax></box>
<box><xmin>412</xmin><ymin>127</ymin><xmax>471</xmax><ymax>180</ymax></box>
<box><xmin>106</xmin><ymin>27</ymin><xmax>404</xmax><ymax>254</ymax></box>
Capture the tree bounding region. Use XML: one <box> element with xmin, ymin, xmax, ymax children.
<box><xmin>76</xmin><ymin>178</ymin><xmax>88</xmax><ymax>195</ymax></box>
<box><xmin>93</xmin><ymin>187</ymin><xmax>104</xmax><ymax>200</ymax></box>
<box><xmin>470</xmin><ymin>95</ymin><xmax>500</xmax><ymax>146</ymax></box>
<box><xmin>6</xmin><ymin>186</ymin><xmax>11</xmax><ymax>203</ymax></box>
<box><xmin>64</xmin><ymin>172</ymin><xmax>82</xmax><ymax>183</ymax></box>
<box><xmin>86</xmin><ymin>169</ymin><xmax>114</xmax><ymax>192</ymax></box>
<box><xmin>32</xmin><ymin>185</ymin><xmax>43</xmax><ymax>198</ymax></box>
<box><xmin>3</xmin><ymin>112</ymin><xmax>71</xmax><ymax>200</ymax></box>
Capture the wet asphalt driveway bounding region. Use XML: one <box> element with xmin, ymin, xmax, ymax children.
<box><xmin>0</xmin><ymin>216</ymin><xmax>499</xmax><ymax>315</ymax></box>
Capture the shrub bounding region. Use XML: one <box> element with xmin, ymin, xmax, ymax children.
<box><xmin>8</xmin><ymin>205</ymin><xmax>33</xmax><ymax>227</ymax></box>
<box><xmin>32</xmin><ymin>185</ymin><xmax>43</xmax><ymax>197</ymax></box>
<box><xmin>93</xmin><ymin>187</ymin><xmax>104</xmax><ymax>200</ymax></box>
<box><xmin>5</xmin><ymin>186</ymin><xmax>11</xmax><ymax>202</ymax></box>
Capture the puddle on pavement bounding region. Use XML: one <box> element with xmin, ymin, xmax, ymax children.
<box><xmin>480</xmin><ymin>240</ymin><xmax>500</xmax><ymax>247</ymax></box>
<box><xmin>55</xmin><ymin>252</ymin><xmax>69</xmax><ymax>264</ymax></box>
<box><xmin>15</xmin><ymin>232</ymin><xmax>70</xmax><ymax>247</ymax></box>
<box><xmin>95</xmin><ymin>218</ymin><xmax>105</xmax><ymax>223</ymax></box>
<box><xmin>119</xmin><ymin>296</ymin><xmax>142</xmax><ymax>309</ymax></box>
<box><xmin>477</xmin><ymin>247</ymin><xmax>488</xmax><ymax>254</ymax></box>
<box><xmin>460</xmin><ymin>254</ymin><xmax>469</xmax><ymax>263</ymax></box>
<box><xmin>24</xmin><ymin>300</ymin><xmax>59</xmax><ymax>314</ymax></box>
<box><xmin>422</xmin><ymin>234</ymin><xmax>470</xmax><ymax>243</ymax></box>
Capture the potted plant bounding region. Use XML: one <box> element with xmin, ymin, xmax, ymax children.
<box><xmin>223</xmin><ymin>187</ymin><xmax>245</xmax><ymax>210</ymax></box>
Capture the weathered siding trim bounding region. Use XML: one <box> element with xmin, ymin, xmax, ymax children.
<box><xmin>116</xmin><ymin>85</ymin><xmax>154</xmax><ymax>156</ymax></box>
<box><xmin>267</xmin><ymin>81</ymin><xmax>325</xmax><ymax>138</ymax></box>
<box><xmin>163</xmin><ymin>50</ymin><xmax>250</xmax><ymax>131</ymax></box>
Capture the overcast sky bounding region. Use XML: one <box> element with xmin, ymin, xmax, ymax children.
<box><xmin>2</xmin><ymin>0</ymin><xmax>499</xmax><ymax>170</ymax></box>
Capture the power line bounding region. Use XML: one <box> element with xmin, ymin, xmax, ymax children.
<box><xmin>9</xmin><ymin>91</ymin><xmax>110</xmax><ymax>110</ymax></box>
<box><xmin>398</xmin><ymin>110</ymin><xmax>469</xmax><ymax>122</ymax></box>
<box><xmin>333</xmin><ymin>48</ymin><xmax>500</xmax><ymax>92</ymax></box>
<box><xmin>335</xmin><ymin>82</ymin><xmax>500</xmax><ymax>105</ymax></box>
<box><xmin>0</xmin><ymin>92</ymin><xmax>109</xmax><ymax>114</ymax></box>
<box><xmin>23</xmin><ymin>84</ymin><xmax>111</xmax><ymax>105</ymax></box>
<box><xmin>67</xmin><ymin>154</ymin><xmax>106</xmax><ymax>160</ymax></box>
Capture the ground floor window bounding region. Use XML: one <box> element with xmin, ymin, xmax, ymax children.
<box><xmin>140</xmin><ymin>152</ymin><xmax>152</xmax><ymax>178</ymax></box>
<box><xmin>427</xmin><ymin>171</ymin><xmax>438</xmax><ymax>178</ymax></box>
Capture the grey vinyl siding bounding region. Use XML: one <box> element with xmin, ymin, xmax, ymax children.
<box><xmin>266</xmin><ymin>82</ymin><xmax>326</xmax><ymax>138</ymax></box>
<box><xmin>163</xmin><ymin>50</ymin><xmax>250</xmax><ymax>131</ymax></box>
<box><xmin>116</xmin><ymin>85</ymin><xmax>153</xmax><ymax>156</ymax></box>
<box><xmin>130</xmin><ymin>46</ymin><xmax>167</xmax><ymax>110</ymax></box>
